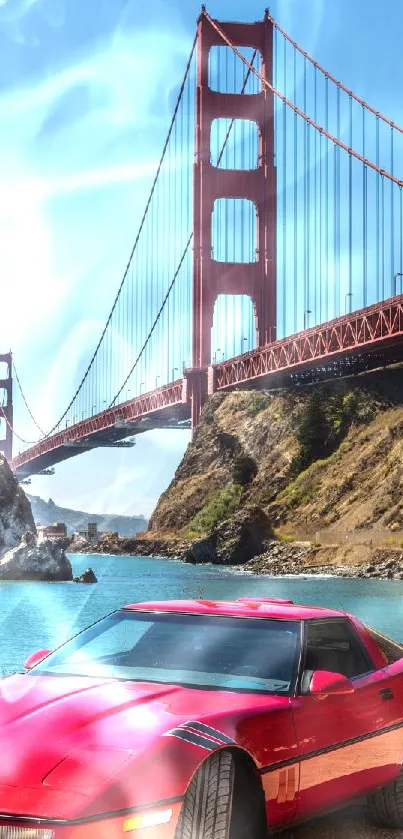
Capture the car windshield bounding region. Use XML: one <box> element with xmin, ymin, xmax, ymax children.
<box><xmin>30</xmin><ymin>611</ymin><xmax>300</xmax><ymax>694</ymax></box>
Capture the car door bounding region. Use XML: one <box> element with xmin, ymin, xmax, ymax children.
<box><xmin>291</xmin><ymin>618</ymin><xmax>403</xmax><ymax>819</ymax></box>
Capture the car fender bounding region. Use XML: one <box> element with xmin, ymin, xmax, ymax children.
<box><xmin>82</xmin><ymin>720</ymin><xmax>260</xmax><ymax>819</ymax></box>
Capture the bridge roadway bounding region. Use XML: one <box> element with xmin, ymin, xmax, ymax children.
<box><xmin>11</xmin><ymin>293</ymin><xmax>403</xmax><ymax>479</ymax></box>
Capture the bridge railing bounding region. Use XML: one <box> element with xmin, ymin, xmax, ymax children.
<box><xmin>210</xmin><ymin>294</ymin><xmax>403</xmax><ymax>390</ymax></box>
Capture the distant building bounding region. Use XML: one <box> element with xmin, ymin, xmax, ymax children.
<box><xmin>78</xmin><ymin>522</ymin><xmax>100</xmax><ymax>544</ymax></box>
<box><xmin>87</xmin><ymin>522</ymin><xmax>98</xmax><ymax>539</ymax></box>
<box><xmin>37</xmin><ymin>523</ymin><xmax>67</xmax><ymax>543</ymax></box>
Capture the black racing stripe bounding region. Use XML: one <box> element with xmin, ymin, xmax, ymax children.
<box><xmin>0</xmin><ymin>795</ymin><xmax>184</xmax><ymax>827</ymax></box>
<box><xmin>167</xmin><ymin>728</ymin><xmax>217</xmax><ymax>751</ymax></box>
<box><xmin>183</xmin><ymin>720</ymin><xmax>235</xmax><ymax>745</ymax></box>
<box><xmin>260</xmin><ymin>718</ymin><xmax>403</xmax><ymax>775</ymax></box>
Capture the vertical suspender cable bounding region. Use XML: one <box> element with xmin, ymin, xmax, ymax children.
<box><xmin>293</xmin><ymin>45</ymin><xmax>297</xmax><ymax>332</ymax></box>
<box><xmin>376</xmin><ymin>116</ymin><xmax>380</xmax><ymax>301</ymax></box>
<box><xmin>381</xmin><ymin>175</ymin><xmax>385</xmax><ymax>300</ymax></box>
<box><xmin>282</xmin><ymin>33</ymin><xmax>287</xmax><ymax>336</ymax></box>
<box><xmin>319</xmin><ymin>127</ymin><xmax>322</xmax><ymax>323</ymax></box>
<box><xmin>335</xmin><ymin>86</ymin><xmax>341</xmax><ymax>317</ymax></box>
<box><xmin>224</xmin><ymin>47</ymin><xmax>229</xmax><ymax>353</ymax></box>
<box><xmin>391</xmin><ymin>126</ymin><xmax>395</xmax><ymax>295</ymax></box>
<box><xmin>362</xmin><ymin>106</ymin><xmax>367</xmax><ymax>306</ymax></box>
<box><xmin>303</xmin><ymin>56</ymin><xmax>307</xmax><ymax>322</ymax></box>
<box><xmin>333</xmin><ymin>145</ymin><xmax>337</xmax><ymax>318</ymax></box>
<box><xmin>173</xmin><ymin>101</ymin><xmax>177</xmax><ymax>378</ymax></box>
<box><xmin>348</xmin><ymin>95</ymin><xmax>352</xmax><ymax>310</ymax></box>
<box><xmin>325</xmin><ymin>77</ymin><xmax>329</xmax><ymax>320</ymax></box>
<box><xmin>314</xmin><ymin>62</ymin><xmax>318</xmax><ymax>325</ymax></box>
<box><xmin>181</xmin><ymin>69</ymin><xmax>186</xmax><ymax>364</ymax></box>
<box><xmin>187</xmin><ymin>67</ymin><xmax>192</xmax><ymax>366</ymax></box>
<box><xmin>241</xmin><ymin>115</ymin><xmax>245</xmax><ymax>348</ymax></box>
<box><xmin>233</xmin><ymin>48</ymin><xmax>237</xmax><ymax>357</ymax></box>
<box><xmin>400</xmin><ymin>187</ymin><xmax>403</xmax><ymax>287</ymax></box>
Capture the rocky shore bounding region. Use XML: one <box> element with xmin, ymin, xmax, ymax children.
<box><xmin>244</xmin><ymin>541</ymin><xmax>403</xmax><ymax>579</ymax></box>
<box><xmin>69</xmin><ymin>531</ymin><xmax>186</xmax><ymax>558</ymax></box>
<box><xmin>68</xmin><ymin>518</ymin><xmax>403</xmax><ymax>581</ymax></box>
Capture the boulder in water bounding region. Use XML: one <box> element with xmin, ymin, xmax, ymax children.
<box><xmin>0</xmin><ymin>532</ymin><xmax>72</xmax><ymax>581</ymax></box>
<box><xmin>73</xmin><ymin>567</ymin><xmax>97</xmax><ymax>584</ymax></box>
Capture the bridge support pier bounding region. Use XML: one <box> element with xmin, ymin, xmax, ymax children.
<box><xmin>0</xmin><ymin>353</ymin><xmax>13</xmax><ymax>462</ymax></box>
<box><xmin>183</xmin><ymin>367</ymin><xmax>208</xmax><ymax>431</ymax></box>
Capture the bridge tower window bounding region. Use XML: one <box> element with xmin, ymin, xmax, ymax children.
<box><xmin>211</xmin><ymin>294</ymin><xmax>257</xmax><ymax>362</ymax></box>
<box><xmin>210</xmin><ymin>119</ymin><xmax>259</xmax><ymax>170</ymax></box>
<box><xmin>212</xmin><ymin>198</ymin><xmax>257</xmax><ymax>263</ymax></box>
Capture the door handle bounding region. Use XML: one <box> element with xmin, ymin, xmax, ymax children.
<box><xmin>379</xmin><ymin>688</ymin><xmax>394</xmax><ymax>701</ymax></box>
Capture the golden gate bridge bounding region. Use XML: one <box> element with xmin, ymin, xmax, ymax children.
<box><xmin>2</xmin><ymin>7</ymin><xmax>403</xmax><ymax>480</ymax></box>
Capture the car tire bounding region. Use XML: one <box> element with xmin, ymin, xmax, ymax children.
<box><xmin>174</xmin><ymin>750</ymin><xmax>235</xmax><ymax>839</ymax></box>
<box><xmin>368</xmin><ymin>770</ymin><xmax>403</xmax><ymax>828</ymax></box>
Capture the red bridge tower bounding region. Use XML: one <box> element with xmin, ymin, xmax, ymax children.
<box><xmin>186</xmin><ymin>9</ymin><xmax>276</xmax><ymax>427</ymax></box>
<box><xmin>0</xmin><ymin>353</ymin><xmax>13</xmax><ymax>462</ymax></box>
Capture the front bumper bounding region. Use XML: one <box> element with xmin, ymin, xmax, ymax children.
<box><xmin>0</xmin><ymin>801</ymin><xmax>182</xmax><ymax>839</ymax></box>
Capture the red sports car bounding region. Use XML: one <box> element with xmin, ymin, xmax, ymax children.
<box><xmin>1</xmin><ymin>596</ymin><xmax>403</xmax><ymax>838</ymax></box>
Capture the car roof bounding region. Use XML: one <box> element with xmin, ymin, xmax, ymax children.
<box><xmin>122</xmin><ymin>598</ymin><xmax>345</xmax><ymax>621</ymax></box>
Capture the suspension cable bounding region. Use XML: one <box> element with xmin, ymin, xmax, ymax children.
<box><xmin>10</xmin><ymin>33</ymin><xmax>197</xmax><ymax>446</ymax></box>
<box><xmin>267</xmin><ymin>12</ymin><xmax>403</xmax><ymax>135</ymax></box>
<box><xmin>0</xmin><ymin>401</ymin><xmax>39</xmax><ymax>445</ymax></box>
<box><xmin>110</xmin><ymin>233</ymin><xmax>193</xmax><ymax>405</ymax></box>
<box><xmin>108</xmin><ymin>48</ymin><xmax>259</xmax><ymax>408</ymax></box>
<box><xmin>12</xmin><ymin>362</ymin><xmax>46</xmax><ymax>436</ymax></box>
<box><xmin>204</xmin><ymin>11</ymin><xmax>403</xmax><ymax>188</ymax></box>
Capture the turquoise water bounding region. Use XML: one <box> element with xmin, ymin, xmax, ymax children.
<box><xmin>1</xmin><ymin>552</ymin><xmax>403</xmax><ymax>676</ymax></box>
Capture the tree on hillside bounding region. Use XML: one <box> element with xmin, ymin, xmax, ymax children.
<box><xmin>292</xmin><ymin>390</ymin><xmax>328</xmax><ymax>473</ymax></box>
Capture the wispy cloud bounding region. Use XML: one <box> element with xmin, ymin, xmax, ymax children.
<box><xmin>0</xmin><ymin>9</ymin><xmax>191</xmax><ymax>365</ymax></box>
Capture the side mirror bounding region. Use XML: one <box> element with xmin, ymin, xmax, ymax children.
<box><xmin>308</xmin><ymin>670</ymin><xmax>354</xmax><ymax>698</ymax></box>
<box><xmin>24</xmin><ymin>649</ymin><xmax>53</xmax><ymax>670</ymax></box>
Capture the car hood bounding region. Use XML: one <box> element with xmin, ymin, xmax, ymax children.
<box><xmin>0</xmin><ymin>673</ymin><xmax>284</xmax><ymax>817</ymax></box>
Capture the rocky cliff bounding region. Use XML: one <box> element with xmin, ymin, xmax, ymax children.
<box><xmin>0</xmin><ymin>455</ymin><xmax>35</xmax><ymax>557</ymax></box>
<box><xmin>145</xmin><ymin>367</ymin><xmax>403</xmax><ymax>573</ymax></box>
<box><xmin>0</xmin><ymin>458</ymin><xmax>77</xmax><ymax>581</ymax></box>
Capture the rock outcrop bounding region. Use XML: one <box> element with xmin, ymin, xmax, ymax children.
<box><xmin>73</xmin><ymin>567</ymin><xmax>97</xmax><ymax>584</ymax></box>
<box><xmin>184</xmin><ymin>506</ymin><xmax>272</xmax><ymax>565</ymax></box>
<box><xmin>0</xmin><ymin>532</ymin><xmax>72</xmax><ymax>581</ymax></box>
<box><xmin>244</xmin><ymin>542</ymin><xmax>403</xmax><ymax>579</ymax></box>
<box><xmin>0</xmin><ymin>456</ymin><xmax>35</xmax><ymax>557</ymax></box>
<box><xmin>69</xmin><ymin>533</ymin><xmax>92</xmax><ymax>553</ymax></box>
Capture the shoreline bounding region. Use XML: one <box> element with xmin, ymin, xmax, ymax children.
<box><xmin>67</xmin><ymin>545</ymin><xmax>403</xmax><ymax>581</ymax></box>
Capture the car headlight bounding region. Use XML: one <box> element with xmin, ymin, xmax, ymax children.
<box><xmin>0</xmin><ymin>829</ymin><xmax>53</xmax><ymax>838</ymax></box>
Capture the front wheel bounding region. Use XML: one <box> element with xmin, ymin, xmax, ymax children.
<box><xmin>174</xmin><ymin>750</ymin><xmax>235</xmax><ymax>839</ymax></box>
<box><xmin>368</xmin><ymin>770</ymin><xmax>403</xmax><ymax>829</ymax></box>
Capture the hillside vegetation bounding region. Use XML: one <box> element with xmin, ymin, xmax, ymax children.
<box><xmin>149</xmin><ymin>368</ymin><xmax>403</xmax><ymax>555</ymax></box>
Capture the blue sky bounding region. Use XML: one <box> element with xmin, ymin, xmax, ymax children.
<box><xmin>1</xmin><ymin>0</ymin><xmax>403</xmax><ymax>519</ymax></box>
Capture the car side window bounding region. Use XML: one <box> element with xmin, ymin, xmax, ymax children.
<box><xmin>303</xmin><ymin>620</ymin><xmax>374</xmax><ymax>681</ymax></box>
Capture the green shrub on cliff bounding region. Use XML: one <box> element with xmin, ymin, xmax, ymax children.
<box><xmin>187</xmin><ymin>484</ymin><xmax>243</xmax><ymax>536</ymax></box>
<box><xmin>246</xmin><ymin>393</ymin><xmax>268</xmax><ymax>416</ymax></box>
<box><xmin>291</xmin><ymin>386</ymin><xmax>377</xmax><ymax>475</ymax></box>
<box><xmin>232</xmin><ymin>454</ymin><xmax>257</xmax><ymax>485</ymax></box>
